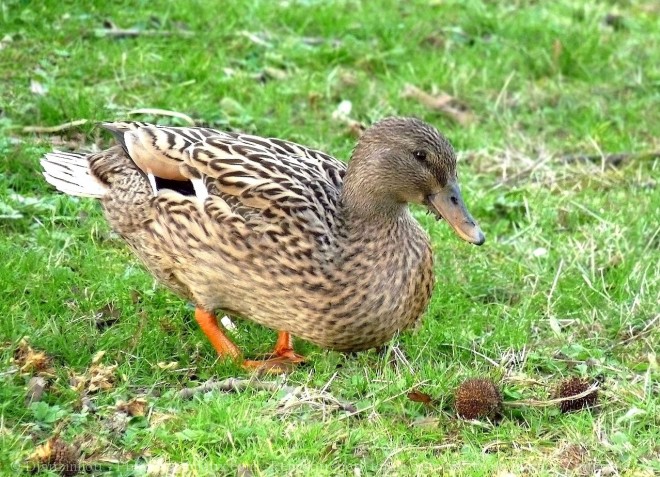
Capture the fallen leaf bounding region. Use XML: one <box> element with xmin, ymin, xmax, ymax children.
<box><xmin>410</xmin><ymin>416</ymin><xmax>440</xmax><ymax>429</ymax></box>
<box><xmin>482</xmin><ymin>440</ymin><xmax>510</xmax><ymax>453</ymax></box>
<box><xmin>70</xmin><ymin>356</ymin><xmax>117</xmax><ymax>394</ymax></box>
<box><xmin>549</xmin><ymin>315</ymin><xmax>562</xmax><ymax>336</ymax></box>
<box><xmin>615</xmin><ymin>407</ymin><xmax>646</xmax><ymax>425</ymax></box>
<box><xmin>422</xmin><ymin>32</ymin><xmax>445</xmax><ymax>48</ymax></box>
<box><xmin>219</xmin><ymin>97</ymin><xmax>245</xmax><ymax>116</ymax></box>
<box><xmin>26</xmin><ymin>376</ymin><xmax>47</xmax><ymax>405</ymax></box>
<box><xmin>93</xmin><ymin>302</ymin><xmax>120</xmax><ymax>330</ymax></box>
<box><xmin>401</xmin><ymin>84</ymin><xmax>474</xmax><ymax>125</ymax></box>
<box><xmin>300</xmin><ymin>36</ymin><xmax>342</xmax><ymax>48</ymax></box>
<box><xmin>105</xmin><ymin>410</ymin><xmax>130</xmax><ymax>435</ymax></box>
<box><xmin>140</xmin><ymin>458</ymin><xmax>191</xmax><ymax>476</ymax></box>
<box><xmin>87</xmin><ymin>364</ymin><xmax>117</xmax><ymax>392</ymax></box>
<box><xmin>331</xmin><ymin>100</ymin><xmax>366</xmax><ymax>137</ymax></box>
<box><xmin>80</xmin><ymin>396</ymin><xmax>97</xmax><ymax>413</ymax></box>
<box><xmin>149</xmin><ymin>411</ymin><xmax>176</xmax><ymax>427</ymax></box>
<box><xmin>116</xmin><ymin>397</ymin><xmax>148</xmax><ymax>417</ymax></box>
<box><xmin>494</xmin><ymin>472</ymin><xmax>517</xmax><ymax>477</ymax></box>
<box><xmin>220</xmin><ymin>315</ymin><xmax>237</xmax><ymax>332</ymax></box>
<box><xmin>91</xmin><ymin>350</ymin><xmax>106</xmax><ymax>365</ymax></box>
<box><xmin>0</xmin><ymin>201</ymin><xmax>23</xmax><ymax>219</ymax></box>
<box><xmin>156</xmin><ymin>361</ymin><xmax>179</xmax><ymax>370</ymax></box>
<box><xmin>407</xmin><ymin>389</ymin><xmax>434</xmax><ymax>405</ymax></box>
<box><xmin>338</xmin><ymin>69</ymin><xmax>358</xmax><ymax>87</ymax></box>
<box><xmin>239</xmin><ymin>30</ymin><xmax>273</xmax><ymax>48</ymax></box>
<box><xmin>237</xmin><ymin>464</ymin><xmax>254</xmax><ymax>477</ymax></box>
<box><xmin>158</xmin><ymin>318</ymin><xmax>177</xmax><ymax>333</ymax></box>
<box><xmin>332</xmin><ymin>99</ymin><xmax>353</xmax><ymax>119</ymax></box>
<box><xmin>0</xmin><ymin>34</ymin><xmax>12</xmax><ymax>51</ymax></box>
<box><xmin>346</xmin><ymin>121</ymin><xmax>365</xmax><ymax>138</ymax></box>
<box><xmin>262</xmin><ymin>66</ymin><xmax>288</xmax><ymax>81</ymax></box>
<box><xmin>13</xmin><ymin>338</ymin><xmax>54</xmax><ymax>375</ymax></box>
<box><xmin>30</xmin><ymin>79</ymin><xmax>48</xmax><ymax>96</ymax></box>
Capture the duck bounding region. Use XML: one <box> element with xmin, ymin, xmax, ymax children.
<box><xmin>40</xmin><ymin>117</ymin><xmax>484</xmax><ymax>371</ymax></box>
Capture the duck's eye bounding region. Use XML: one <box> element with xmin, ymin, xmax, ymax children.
<box><xmin>413</xmin><ymin>150</ymin><xmax>427</xmax><ymax>162</ymax></box>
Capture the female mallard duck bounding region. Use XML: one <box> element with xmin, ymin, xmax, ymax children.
<box><xmin>41</xmin><ymin>117</ymin><xmax>484</xmax><ymax>370</ymax></box>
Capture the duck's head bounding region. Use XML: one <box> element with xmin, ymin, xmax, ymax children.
<box><xmin>346</xmin><ymin>117</ymin><xmax>485</xmax><ymax>245</ymax></box>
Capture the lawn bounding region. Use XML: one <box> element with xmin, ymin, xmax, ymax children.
<box><xmin>1</xmin><ymin>0</ymin><xmax>659</xmax><ymax>475</ymax></box>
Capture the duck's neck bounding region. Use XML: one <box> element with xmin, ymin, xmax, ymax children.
<box><xmin>340</xmin><ymin>165</ymin><xmax>407</xmax><ymax>226</ymax></box>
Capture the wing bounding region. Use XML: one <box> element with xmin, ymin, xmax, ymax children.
<box><xmin>102</xmin><ymin>121</ymin><xmax>346</xmax><ymax>244</ymax></box>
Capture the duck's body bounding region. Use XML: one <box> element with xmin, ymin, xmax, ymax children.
<box><xmin>42</xmin><ymin>118</ymin><xmax>483</xmax><ymax>368</ymax></box>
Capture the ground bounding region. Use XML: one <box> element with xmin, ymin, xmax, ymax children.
<box><xmin>0</xmin><ymin>0</ymin><xmax>659</xmax><ymax>476</ymax></box>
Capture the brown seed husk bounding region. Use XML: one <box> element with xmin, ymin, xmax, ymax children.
<box><xmin>28</xmin><ymin>437</ymin><xmax>80</xmax><ymax>476</ymax></box>
<box><xmin>13</xmin><ymin>338</ymin><xmax>54</xmax><ymax>375</ymax></box>
<box><xmin>454</xmin><ymin>378</ymin><xmax>502</xmax><ymax>420</ymax></box>
<box><xmin>116</xmin><ymin>397</ymin><xmax>148</xmax><ymax>417</ymax></box>
<box><xmin>556</xmin><ymin>377</ymin><xmax>598</xmax><ymax>413</ymax></box>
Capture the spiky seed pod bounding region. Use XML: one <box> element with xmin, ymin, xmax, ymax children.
<box><xmin>556</xmin><ymin>377</ymin><xmax>598</xmax><ymax>413</ymax></box>
<box><xmin>29</xmin><ymin>438</ymin><xmax>80</xmax><ymax>476</ymax></box>
<box><xmin>51</xmin><ymin>438</ymin><xmax>80</xmax><ymax>477</ymax></box>
<box><xmin>454</xmin><ymin>378</ymin><xmax>502</xmax><ymax>420</ymax></box>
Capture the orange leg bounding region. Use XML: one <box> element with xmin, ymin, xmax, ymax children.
<box><xmin>195</xmin><ymin>308</ymin><xmax>305</xmax><ymax>373</ymax></box>
<box><xmin>194</xmin><ymin>308</ymin><xmax>241</xmax><ymax>359</ymax></box>
<box><xmin>272</xmin><ymin>331</ymin><xmax>306</xmax><ymax>363</ymax></box>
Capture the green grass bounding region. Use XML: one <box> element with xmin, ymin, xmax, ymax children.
<box><xmin>1</xmin><ymin>0</ymin><xmax>659</xmax><ymax>475</ymax></box>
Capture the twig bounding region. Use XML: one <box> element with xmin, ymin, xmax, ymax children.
<box><xmin>400</xmin><ymin>83</ymin><xmax>474</xmax><ymax>125</ymax></box>
<box><xmin>179</xmin><ymin>377</ymin><xmax>285</xmax><ymax>399</ymax></box>
<box><xmin>559</xmin><ymin>151</ymin><xmax>660</xmax><ymax>167</ymax></box>
<box><xmin>277</xmin><ymin>387</ymin><xmax>358</xmax><ymax>414</ymax></box>
<box><xmin>178</xmin><ymin>377</ymin><xmax>357</xmax><ymax>413</ymax></box>
<box><xmin>23</xmin><ymin>119</ymin><xmax>88</xmax><ymax>134</ymax></box>
<box><xmin>93</xmin><ymin>28</ymin><xmax>193</xmax><ymax>39</ymax></box>
<box><xmin>0</xmin><ymin>366</ymin><xmax>18</xmax><ymax>377</ymax></box>
<box><xmin>504</xmin><ymin>383</ymin><xmax>600</xmax><ymax>408</ymax></box>
<box><xmin>613</xmin><ymin>313</ymin><xmax>660</xmax><ymax>348</ymax></box>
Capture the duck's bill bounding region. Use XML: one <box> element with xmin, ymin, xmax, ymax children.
<box><xmin>426</xmin><ymin>182</ymin><xmax>485</xmax><ymax>245</ymax></box>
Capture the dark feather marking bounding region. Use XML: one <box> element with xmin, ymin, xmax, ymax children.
<box><xmin>154</xmin><ymin>177</ymin><xmax>196</xmax><ymax>196</ymax></box>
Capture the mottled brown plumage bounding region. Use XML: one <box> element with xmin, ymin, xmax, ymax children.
<box><xmin>41</xmin><ymin>117</ymin><xmax>484</xmax><ymax>364</ymax></box>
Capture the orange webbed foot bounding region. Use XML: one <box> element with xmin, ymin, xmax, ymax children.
<box><xmin>195</xmin><ymin>310</ymin><xmax>305</xmax><ymax>374</ymax></box>
<box><xmin>243</xmin><ymin>331</ymin><xmax>306</xmax><ymax>374</ymax></box>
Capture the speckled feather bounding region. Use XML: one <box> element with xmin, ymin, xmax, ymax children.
<box><xmin>42</xmin><ymin>118</ymin><xmax>455</xmax><ymax>351</ymax></box>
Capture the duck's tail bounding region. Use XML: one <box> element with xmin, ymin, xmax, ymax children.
<box><xmin>41</xmin><ymin>151</ymin><xmax>107</xmax><ymax>198</ymax></box>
